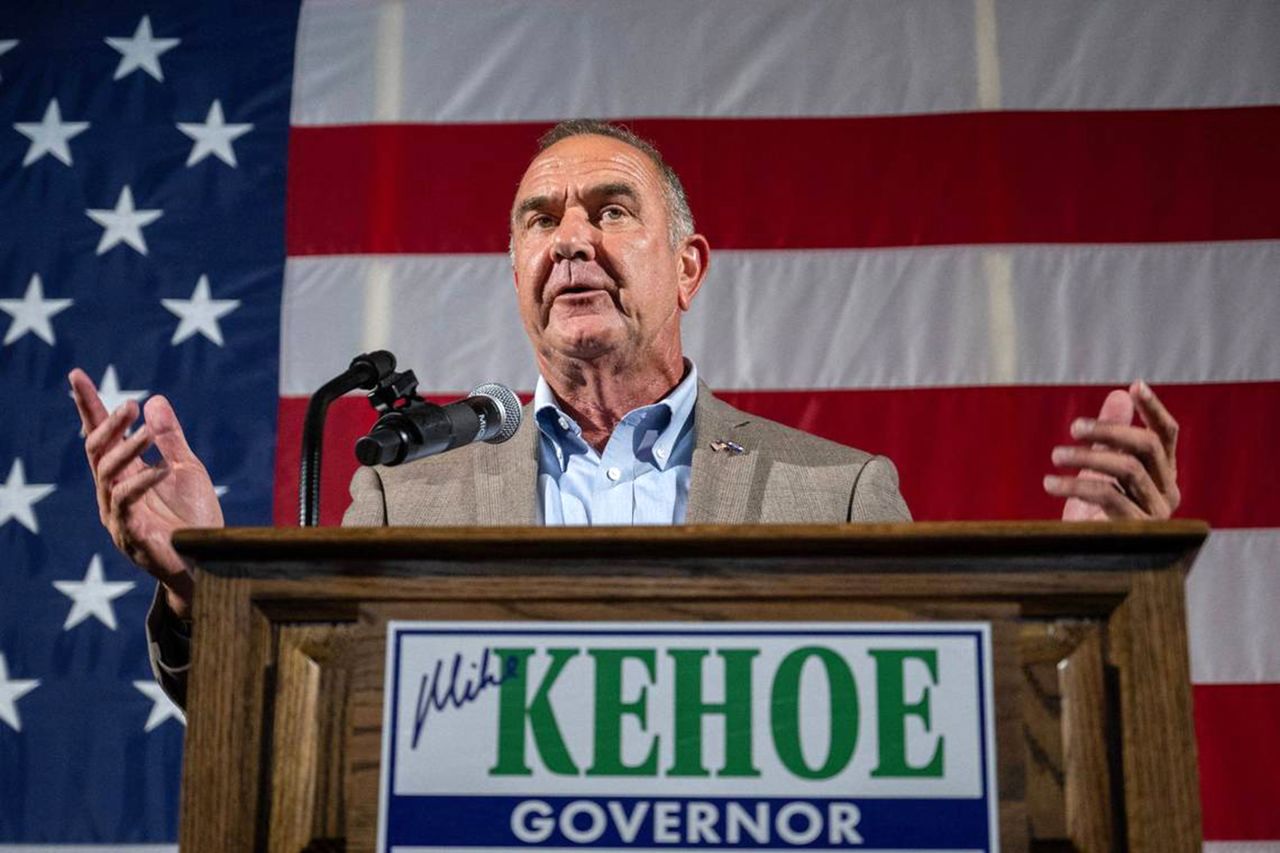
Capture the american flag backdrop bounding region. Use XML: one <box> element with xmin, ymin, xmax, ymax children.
<box><xmin>0</xmin><ymin>0</ymin><xmax>1277</xmax><ymax>849</ymax></box>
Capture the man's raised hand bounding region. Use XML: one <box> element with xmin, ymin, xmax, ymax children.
<box><xmin>1045</xmin><ymin>380</ymin><xmax>1181</xmax><ymax>521</ymax></box>
<box><xmin>69</xmin><ymin>368</ymin><xmax>223</xmax><ymax>618</ymax></box>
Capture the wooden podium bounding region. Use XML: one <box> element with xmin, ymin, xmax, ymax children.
<box><xmin>171</xmin><ymin>520</ymin><xmax>1207</xmax><ymax>853</ymax></box>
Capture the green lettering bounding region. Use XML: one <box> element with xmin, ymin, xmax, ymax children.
<box><xmin>869</xmin><ymin>648</ymin><xmax>943</xmax><ymax>778</ymax></box>
<box><xmin>489</xmin><ymin>647</ymin><xmax>580</xmax><ymax>776</ymax></box>
<box><xmin>668</xmin><ymin>648</ymin><xmax>761</xmax><ymax>777</ymax></box>
<box><xmin>770</xmin><ymin>646</ymin><xmax>859</xmax><ymax>779</ymax></box>
<box><xmin>586</xmin><ymin>648</ymin><xmax>659</xmax><ymax>776</ymax></box>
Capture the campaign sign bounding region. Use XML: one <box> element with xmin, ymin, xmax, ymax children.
<box><xmin>378</xmin><ymin>622</ymin><xmax>998</xmax><ymax>852</ymax></box>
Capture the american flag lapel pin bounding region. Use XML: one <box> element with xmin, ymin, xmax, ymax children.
<box><xmin>709</xmin><ymin>439</ymin><xmax>745</xmax><ymax>455</ymax></box>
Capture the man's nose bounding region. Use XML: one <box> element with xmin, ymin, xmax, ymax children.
<box><xmin>550</xmin><ymin>211</ymin><xmax>597</xmax><ymax>262</ymax></box>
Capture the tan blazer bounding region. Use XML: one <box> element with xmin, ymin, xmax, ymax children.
<box><xmin>342</xmin><ymin>383</ymin><xmax>910</xmax><ymax>526</ymax></box>
<box><xmin>149</xmin><ymin>385</ymin><xmax>909</xmax><ymax>705</ymax></box>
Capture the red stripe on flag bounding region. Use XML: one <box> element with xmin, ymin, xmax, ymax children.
<box><xmin>273</xmin><ymin>381</ymin><xmax>1279</xmax><ymax>528</ymax></box>
<box><xmin>286</xmin><ymin>108</ymin><xmax>1280</xmax><ymax>255</ymax></box>
<box><xmin>1195</xmin><ymin>683</ymin><xmax>1280</xmax><ymax>840</ymax></box>
<box><xmin>718</xmin><ymin>382</ymin><xmax>1279</xmax><ymax>529</ymax></box>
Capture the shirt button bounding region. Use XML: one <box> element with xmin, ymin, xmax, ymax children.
<box><xmin>557</xmin><ymin>416</ymin><xmax>569</xmax><ymax>430</ymax></box>
<box><xmin>606</xmin><ymin>466</ymin><xmax>621</xmax><ymax>482</ymax></box>
<box><xmin>654</xmin><ymin>448</ymin><xmax>668</xmax><ymax>460</ymax></box>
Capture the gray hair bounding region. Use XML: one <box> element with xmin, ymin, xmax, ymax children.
<box><xmin>510</xmin><ymin>119</ymin><xmax>696</xmax><ymax>258</ymax></box>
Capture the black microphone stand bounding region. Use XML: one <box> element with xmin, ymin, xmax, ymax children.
<box><xmin>298</xmin><ymin>350</ymin><xmax>397</xmax><ymax>527</ymax></box>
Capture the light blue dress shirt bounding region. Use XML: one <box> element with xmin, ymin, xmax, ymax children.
<box><xmin>534</xmin><ymin>364</ymin><xmax>697</xmax><ymax>525</ymax></box>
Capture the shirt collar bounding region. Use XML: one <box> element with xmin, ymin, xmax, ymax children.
<box><xmin>534</xmin><ymin>361</ymin><xmax>698</xmax><ymax>472</ymax></box>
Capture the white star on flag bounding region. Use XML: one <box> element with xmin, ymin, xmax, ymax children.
<box><xmin>14</xmin><ymin>99</ymin><xmax>90</xmax><ymax>167</ymax></box>
<box><xmin>0</xmin><ymin>459</ymin><xmax>55</xmax><ymax>534</ymax></box>
<box><xmin>177</xmin><ymin>100</ymin><xmax>253</xmax><ymax>167</ymax></box>
<box><xmin>53</xmin><ymin>554</ymin><xmax>136</xmax><ymax>631</ymax></box>
<box><xmin>106</xmin><ymin>16</ymin><xmax>180</xmax><ymax>82</ymax></box>
<box><xmin>92</xmin><ymin>365</ymin><xmax>148</xmax><ymax>414</ymax></box>
<box><xmin>0</xmin><ymin>274</ymin><xmax>73</xmax><ymax>346</ymax></box>
<box><xmin>214</xmin><ymin>484</ymin><xmax>229</xmax><ymax>498</ymax></box>
<box><xmin>162</xmin><ymin>275</ymin><xmax>240</xmax><ymax>345</ymax></box>
<box><xmin>86</xmin><ymin>186</ymin><xmax>163</xmax><ymax>256</ymax></box>
<box><xmin>133</xmin><ymin>680</ymin><xmax>185</xmax><ymax>732</ymax></box>
<box><xmin>0</xmin><ymin>653</ymin><xmax>39</xmax><ymax>733</ymax></box>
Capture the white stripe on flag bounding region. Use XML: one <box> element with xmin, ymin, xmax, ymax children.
<box><xmin>291</xmin><ymin>0</ymin><xmax>1280</xmax><ymax>125</ymax></box>
<box><xmin>995</xmin><ymin>1</ymin><xmax>1280</xmax><ymax>110</ymax></box>
<box><xmin>281</xmin><ymin>254</ymin><xmax>536</xmax><ymax>396</ymax></box>
<box><xmin>280</xmin><ymin>242</ymin><xmax>1280</xmax><ymax>395</ymax></box>
<box><xmin>1187</xmin><ymin>529</ymin><xmax>1280</xmax><ymax>684</ymax></box>
<box><xmin>292</xmin><ymin>0</ymin><xmax>981</xmax><ymax>124</ymax></box>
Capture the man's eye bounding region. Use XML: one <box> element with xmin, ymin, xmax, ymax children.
<box><xmin>600</xmin><ymin>206</ymin><xmax>628</xmax><ymax>222</ymax></box>
<box><xmin>528</xmin><ymin>214</ymin><xmax>556</xmax><ymax>229</ymax></box>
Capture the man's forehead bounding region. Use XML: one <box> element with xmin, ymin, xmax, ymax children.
<box><xmin>515</xmin><ymin>135</ymin><xmax>662</xmax><ymax>199</ymax></box>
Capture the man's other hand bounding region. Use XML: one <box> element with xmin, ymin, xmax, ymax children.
<box><xmin>1045</xmin><ymin>380</ymin><xmax>1181</xmax><ymax>521</ymax></box>
<box><xmin>69</xmin><ymin>368</ymin><xmax>223</xmax><ymax>618</ymax></box>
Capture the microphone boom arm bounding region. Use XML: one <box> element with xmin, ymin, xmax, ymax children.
<box><xmin>298</xmin><ymin>350</ymin><xmax>396</xmax><ymax>527</ymax></box>
<box><xmin>299</xmin><ymin>348</ymin><xmax>521</xmax><ymax>527</ymax></box>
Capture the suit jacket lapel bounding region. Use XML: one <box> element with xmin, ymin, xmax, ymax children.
<box><xmin>469</xmin><ymin>389</ymin><xmax>770</xmax><ymax>526</ymax></box>
<box><xmin>686</xmin><ymin>384</ymin><xmax>761</xmax><ymax>524</ymax></box>
<box><xmin>473</xmin><ymin>402</ymin><xmax>538</xmax><ymax>525</ymax></box>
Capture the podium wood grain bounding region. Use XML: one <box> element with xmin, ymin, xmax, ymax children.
<box><xmin>173</xmin><ymin>521</ymin><xmax>1206</xmax><ymax>852</ymax></box>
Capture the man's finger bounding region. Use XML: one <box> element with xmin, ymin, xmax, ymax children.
<box><xmin>1130</xmin><ymin>380</ymin><xmax>1179</xmax><ymax>468</ymax></box>
<box><xmin>1044</xmin><ymin>474</ymin><xmax>1144</xmax><ymax>519</ymax></box>
<box><xmin>1068</xmin><ymin>420</ymin><xmax>1176</xmax><ymax>496</ymax></box>
<box><xmin>1094</xmin><ymin>388</ymin><xmax>1134</xmax><ymax>427</ymax></box>
<box><xmin>96</xmin><ymin>425</ymin><xmax>153</xmax><ymax>487</ymax></box>
<box><xmin>68</xmin><ymin>368</ymin><xmax>110</xmax><ymax>436</ymax></box>
<box><xmin>84</xmin><ymin>401</ymin><xmax>139</xmax><ymax>468</ymax></box>
<box><xmin>1051</xmin><ymin>445</ymin><xmax>1168</xmax><ymax>517</ymax></box>
<box><xmin>144</xmin><ymin>396</ymin><xmax>200</xmax><ymax>465</ymax></box>
<box><xmin>87</xmin><ymin>404</ymin><xmax>141</xmax><ymax>514</ymax></box>
<box><xmin>1061</xmin><ymin>495</ymin><xmax>1100</xmax><ymax>521</ymax></box>
<box><xmin>112</xmin><ymin>464</ymin><xmax>170</xmax><ymax>510</ymax></box>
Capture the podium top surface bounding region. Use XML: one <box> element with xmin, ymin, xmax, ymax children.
<box><xmin>173</xmin><ymin>520</ymin><xmax>1208</xmax><ymax>578</ymax></box>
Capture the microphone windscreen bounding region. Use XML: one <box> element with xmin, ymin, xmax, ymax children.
<box><xmin>470</xmin><ymin>383</ymin><xmax>522</xmax><ymax>444</ymax></box>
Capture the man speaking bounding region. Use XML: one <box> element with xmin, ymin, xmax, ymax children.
<box><xmin>67</xmin><ymin>120</ymin><xmax>1181</xmax><ymax>701</ymax></box>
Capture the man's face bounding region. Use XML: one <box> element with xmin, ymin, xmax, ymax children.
<box><xmin>510</xmin><ymin>134</ymin><xmax>706</xmax><ymax>375</ymax></box>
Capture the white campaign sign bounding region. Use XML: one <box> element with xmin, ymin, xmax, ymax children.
<box><xmin>378</xmin><ymin>622</ymin><xmax>999</xmax><ymax>853</ymax></box>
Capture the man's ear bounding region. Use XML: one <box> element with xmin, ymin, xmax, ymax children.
<box><xmin>675</xmin><ymin>234</ymin><xmax>710</xmax><ymax>311</ymax></box>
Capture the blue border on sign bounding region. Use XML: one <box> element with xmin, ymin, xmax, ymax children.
<box><xmin>383</xmin><ymin>625</ymin><xmax>993</xmax><ymax>852</ymax></box>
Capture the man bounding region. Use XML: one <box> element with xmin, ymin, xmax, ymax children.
<box><xmin>68</xmin><ymin>120</ymin><xmax>1181</xmax><ymax>702</ymax></box>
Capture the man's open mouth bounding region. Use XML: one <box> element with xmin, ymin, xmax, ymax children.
<box><xmin>553</xmin><ymin>285</ymin><xmax>606</xmax><ymax>299</ymax></box>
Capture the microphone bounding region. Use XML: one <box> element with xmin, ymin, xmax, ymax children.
<box><xmin>355</xmin><ymin>383</ymin><xmax>522</xmax><ymax>467</ymax></box>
